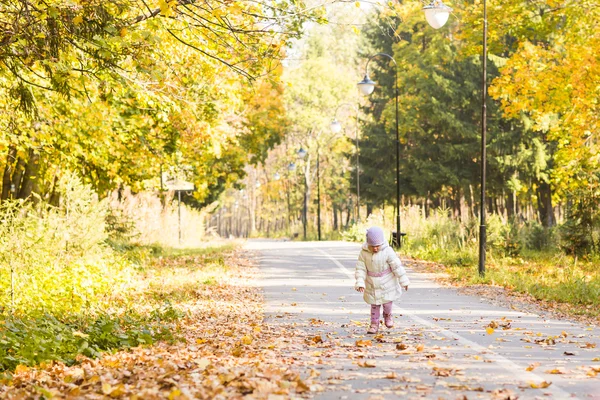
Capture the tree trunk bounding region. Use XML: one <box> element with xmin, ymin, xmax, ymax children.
<box><xmin>48</xmin><ymin>173</ymin><xmax>60</xmax><ymax>206</ymax></box>
<box><xmin>1</xmin><ymin>145</ymin><xmax>17</xmax><ymax>201</ymax></box>
<box><xmin>506</xmin><ymin>190</ymin><xmax>515</xmax><ymax>219</ymax></box>
<box><xmin>11</xmin><ymin>156</ymin><xmax>26</xmax><ymax>197</ymax></box>
<box><xmin>333</xmin><ymin>205</ymin><xmax>338</xmax><ymax>231</ymax></box>
<box><xmin>537</xmin><ymin>180</ymin><xmax>556</xmax><ymax>227</ymax></box>
<box><xmin>18</xmin><ymin>149</ymin><xmax>41</xmax><ymax>201</ymax></box>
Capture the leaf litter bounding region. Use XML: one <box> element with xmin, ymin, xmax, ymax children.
<box><xmin>0</xmin><ymin>249</ymin><xmax>317</xmax><ymax>399</ymax></box>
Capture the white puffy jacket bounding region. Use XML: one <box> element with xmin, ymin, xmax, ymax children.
<box><xmin>355</xmin><ymin>242</ymin><xmax>410</xmax><ymax>305</ymax></box>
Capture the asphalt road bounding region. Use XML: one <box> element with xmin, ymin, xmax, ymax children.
<box><xmin>246</xmin><ymin>240</ymin><xmax>600</xmax><ymax>399</ymax></box>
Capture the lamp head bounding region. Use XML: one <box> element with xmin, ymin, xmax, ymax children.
<box><xmin>287</xmin><ymin>162</ymin><xmax>296</xmax><ymax>172</ymax></box>
<box><xmin>297</xmin><ymin>148</ymin><xmax>307</xmax><ymax>159</ymax></box>
<box><xmin>274</xmin><ymin>172</ymin><xmax>281</xmax><ymax>181</ymax></box>
<box><xmin>422</xmin><ymin>0</ymin><xmax>452</xmax><ymax>29</ymax></box>
<box><xmin>357</xmin><ymin>75</ymin><xmax>376</xmax><ymax>96</ymax></box>
<box><xmin>330</xmin><ymin>119</ymin><xmax>343</xmax><ymax>134</ymax></box>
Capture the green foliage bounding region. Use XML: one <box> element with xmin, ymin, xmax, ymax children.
<box><xmin>341</xmin><ymin>212</ymin><xmax>388</xmax><ymax>243</ymax></box>
<box><xmin>0</xmin><ymin>308</ymin><xmax>178</xmax><ymax>372</ymax></box>
<box><xmin>486</xmin><ymin>215</ymin><xmax>522</xmax><ymax>257</ymax></box>
<box><xmin>521</xmin><ymin>221</ymin><xmax>557</xmax><ymax>251</ymax></box>
<box><xmin>560</xmin><ymin>194</ymin><xmax>600</xmax><ymax>256</ymax></box>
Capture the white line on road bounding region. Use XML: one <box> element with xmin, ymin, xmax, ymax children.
<box><xmin>318</xmin><ymin>249</ymin><xmax>579</xmax><ymax>399</ymax></box>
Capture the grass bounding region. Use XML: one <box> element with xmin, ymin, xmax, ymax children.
<box><xmin>408</xmin><ymin>243</ymin><xmax>600</xmax><ymax>318</ymax></box>
<box><xmin>0</xmin><ymin>242</ymin><xmax>239</xmax><ymax>373</ymax></box>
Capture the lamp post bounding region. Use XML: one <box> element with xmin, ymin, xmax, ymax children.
<box><xmin>331</xmin><ymin>102</ymin><xmax>360</xmax><ymax>222</ymax></box>
<box><xmin>358</xmin><ymin>53</ymin><xmax>401</xmax><ymax>247</ymax></box>
<box><xmin>356</xmin><ymin>1</ymin><xmax>452</xmax><ymax>248</ymax></box>
<box><xmin>286</xmin><ymin>162</ymin><xmax>296</xmax><ymax>234</ymax></box>
<box><xmin>316</xmin><ymin>144</ymin><xmax>321</xmax><ymax>240</ymax></box>
<box><xmin>297</xmin><ymin>148</ymin><xmax>308</xmax><ymax>240</ymax></box>
<box><xmin>479</xmin><ymin>0</ymin><xmax>488</xmax><ymax>276</ymax></box>
<box><xmin>423</xmin><ymin>0</ymin><xmax>485</xmax><ymax>276</ymax></box>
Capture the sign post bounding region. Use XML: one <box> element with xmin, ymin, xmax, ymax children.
<box><xmin>163</xmin><ymin>176</ymin><xmax>195</xmax><ymax>244</ymax></box>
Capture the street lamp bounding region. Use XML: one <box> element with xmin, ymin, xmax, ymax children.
<box><xmin>331</xmin><ymin>102</ymin><xmax>361</xmax><ymax>222</ymax></box>
<box><xmin>358</xmin><ymin>53</ymin><xmax>401</xmax><ymax>247</ymax></box>
<box><xmin>422</xmin><ymin>0</ymin><xmax>485</xmax><ymax>276</ymax></box>
<box><xmin>297</xmin><ymin>148</ymin><xmax>309</xmax><ymax>240</ymax></box>
<box><xmin>358</xmin><ymin>1</ymin><xmax>452</xmax><ymax>248</ymax></box>
<box><xmin>297</xmin><ymin>148</ymin><xmax>307</xmax><ymax>159</ymax></box>
<box><xmin>422</xmin><ymin>0</ymin><xmax>453</xmax><ymax>30</ymax></box>
<box><xmin>478</xmin><ymin>0</ymin><xmax>488</xmax><ymax>276</ymax></box>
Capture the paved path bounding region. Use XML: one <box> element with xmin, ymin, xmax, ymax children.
<box><xmin>246</xmin><ymin>240</ymin><xmax>600</xmax><ymax>399</ymax></box>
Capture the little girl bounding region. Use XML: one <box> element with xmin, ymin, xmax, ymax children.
<box><xmin>355</xmin><ymin>226</ymin><xmax>410</xmax><ymax>334</ymax></box>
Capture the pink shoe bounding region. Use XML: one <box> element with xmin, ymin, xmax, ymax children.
<box><xmin>367</xmin><ymin>323</ymin><xmax>379</xmax><ymax>334</ymax></box>
<box><xmin>384</xmin><ymin>313</ymin><xmax>394</xmax><ymax>328</ymax></box>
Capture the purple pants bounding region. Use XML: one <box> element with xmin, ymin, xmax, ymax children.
<box><xmin>371</xmin><ymin>302</ymin><xmax>392</xmax><ymax>324</ymax></box>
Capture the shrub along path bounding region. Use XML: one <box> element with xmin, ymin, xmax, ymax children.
<box><xmin>0</xmin><ymin>246</ymin><xmax>315</xmax><ymax>399</ymax></box>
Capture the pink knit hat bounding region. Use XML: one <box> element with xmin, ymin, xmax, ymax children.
<box><xmin>366</xmin><ymin>226</ymin><xmax>385</xmax><ymax>246</ymax></box>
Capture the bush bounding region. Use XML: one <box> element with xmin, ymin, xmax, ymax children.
<box><xmin>341</xmin><ymin>211</ymin><xmax>388</xmax><ymax>243</ymax></box>
<box><xmin>487</xmin><ymin>215</ymin><xmax>522</xmax><ymax>257</ymax></box>
<box><xmin>522</xmin><ymin>221</ymin><xmax>556</xmax><ymax>251</ymax></box>
<box><xmin>560</xmin><ymin>197</ymin><xmax>599</xmax><ymax>256</ymax></box>
<box><xmin>0</xmin><ymin>172</ymin><xmax>129</xmax><ymax>317</ymax></box>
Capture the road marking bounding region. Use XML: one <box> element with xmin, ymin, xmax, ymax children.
<box><xmin>318</xmin><ymin>249</ymin><xmax>354</xmax><ymax>280</ymax></box>
<box><xmin>318</xmin><ymin>249</ymin><xmax>579</xmax><ymax>399</ymax></box>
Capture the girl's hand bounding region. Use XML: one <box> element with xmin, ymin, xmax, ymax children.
<box><xmin>402</xmin><ymin>285</ymin><xmax>409</xmax><ymax>291</ymax></box>
<box><xmin>356</xmin><ymin>287</ymin><xmax>365</xmax><ymax>293</ymax></box>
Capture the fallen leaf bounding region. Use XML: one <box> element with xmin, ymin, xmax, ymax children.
<box><xmin>528</xmin><ymin>381</ymin><xmax>552</xmax><ymax>389</ymax></box>
<box><xmin>241</xmin><ymin>335</ymin><xmax>253</xmax><ymax>345</ymax></box>
<box><xmin>545</xmin><ymin>368</ymin><xmax>566</xmax><ymax>374</ymax></box>
<box><xmin>310</xmin><ymin>335</ymin><xmax>323</xmax><ymax>344</ymax></box>
<box><xmin>526</xmin><ymin>362</ymin><xmax>541</xmax><ymax>371</ymax></box>
<box><xmin>358</xmin><ymin>360</ymin><xmax>376</xmax><ymax>368</ymax></box>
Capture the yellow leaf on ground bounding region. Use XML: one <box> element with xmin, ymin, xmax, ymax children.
<box><xmin>529</xmin><ymin>381</ymin><xmax>552</xmax><ymax>389</ymax></box>
<box><xmin>14</xmin><ymin>365</ymin><xmax>30</xmax><ymax>375</ymax></box>
<box><xmin>486</xmin><ymin>327</ymin><xmax>495</xmax><ymax>335</ymax></box>
<box><xmin>102</xmin><ymin>383</ymin><xmax>112</xmax><ymax>395</ymax></box>
<box><xmin>310</xmin><ymin>335</ymin><xmax>323</xmax><ymax>344</ymax></box>
<box><xmin>241</xmin><ymin>335</ymin><xmax>253</xmax><ymax>345</ymax></box>
<box><xmin>168</xmin><ymin>389</ymin><xmax>182</xmax><ymax>400</ymax></box>
<box><xmin>545</xmin><ymin>368</ymin><xmax>566</xmax><ymax>374</ymax></box>
<box><xmin>109</xmin><ymin>384</ymin><xmax>126</xmax><ymax>398</ymax></box>
<box><xmin>526</xmin><ymin>362</ymin><xmax>541</xmax><ymax>371</ymax></box>
<box><xmin>358</xmin><ymin>360</ymin><xmax>376</xmax><ymax>368</ymax></box>
<box><xmin>356</xmin><ymin>339</ymin><xmax>372</xmax><ymax>347</ymax></box>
